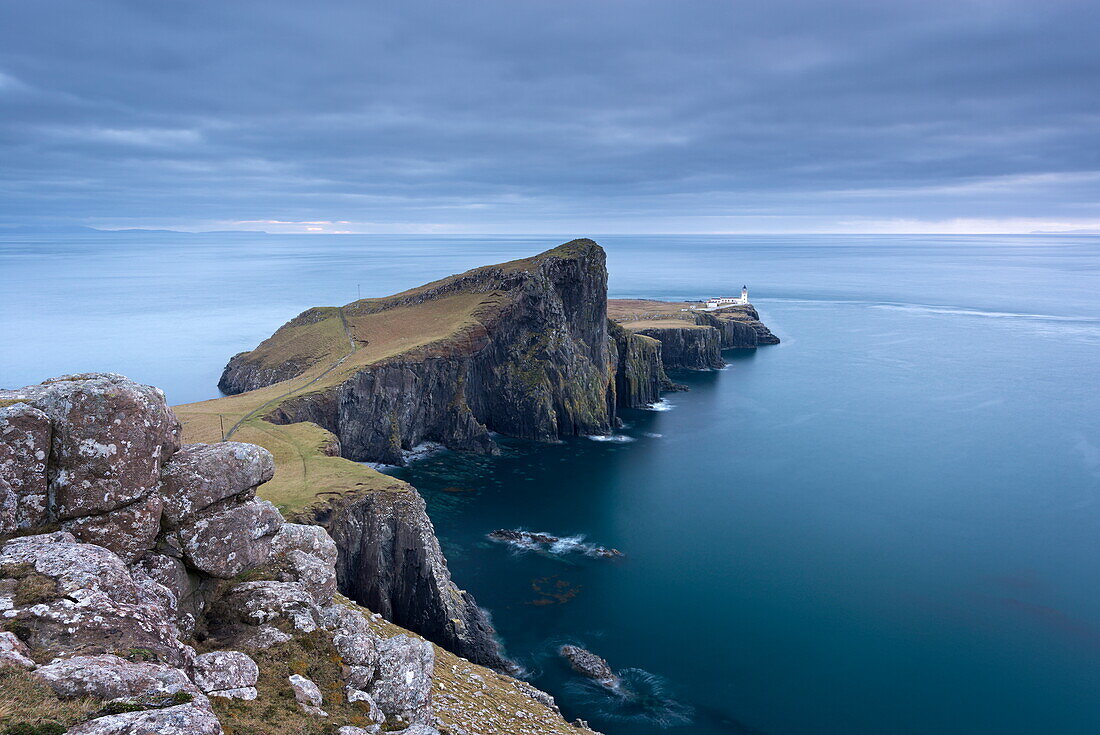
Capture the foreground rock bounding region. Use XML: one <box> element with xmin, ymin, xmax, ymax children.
<box><xmin>0</xmin><ymin>373</ymin><xmax>590</xmax><ymax>735</ymax></box>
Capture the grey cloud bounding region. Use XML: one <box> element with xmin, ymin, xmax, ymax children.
<box><xmin>0</xmin><ymin>0</ymin><xmax>1098</xmax><ymax>232</ymax></box>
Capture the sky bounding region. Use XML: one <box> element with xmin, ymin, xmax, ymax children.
<box><xmin>1</xmin><ymin>0</ymin><xmax>1099</xmax><ymax>235</ymax></box>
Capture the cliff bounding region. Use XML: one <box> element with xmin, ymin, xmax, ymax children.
<box><xmin>0</xmin><ymin>373</ymin><xmax>597</xmax><ymax>735</ymax></box>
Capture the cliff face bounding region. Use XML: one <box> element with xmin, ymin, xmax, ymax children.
<box><xmin>295</xmin><ymin>483</ymin><xmax>511</xmax><ymax>672</ymax></box>
<box><xmin>220</xmin><ymin>240</ymin><xmax>615</xmax><ymax>465</ymax></box>
<box><xmin>632</xmin><ymin>324</ymin><xmax>726</xmax><ymax>370</ymax></box>
<box><xmin>702</xmin><ymin>303</ymin><xmax>780</xmax><ymax>346</ymax></box>
<box><xmin>608</xmin><ymin>321</ymin><xmax>671</xmax><ymax>408</ymax></box>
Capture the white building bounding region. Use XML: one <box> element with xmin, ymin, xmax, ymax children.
<box><xmin>704</xmin><ymin>286</ymin><xmax>749</xmax><ymax>309</ymax></box>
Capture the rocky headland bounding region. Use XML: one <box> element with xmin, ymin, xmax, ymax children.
<box><xmin>0</xmin><ymin>373</ymin><xmax>599</xmax><ymax>735</ymax></box>
<box><xmin>4</xmin><ymin>240</ymin><xmax>776</xmax><ymax>733</ymax></box>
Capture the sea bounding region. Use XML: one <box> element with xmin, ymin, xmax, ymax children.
<box><xmin>2</xmin><ymin>232</ymin><xmax>1099</xmax><ymax>734</ymax></box>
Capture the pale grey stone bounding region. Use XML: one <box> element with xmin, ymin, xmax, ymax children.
<box><xmin>0</xmin><ymin>630</ymin><xmax>34</xmax><ymax>669</ymax></box>
<box><xmin>159</xmin><ymin>442</ymin><xmax>274</xmax><ymax>527</ymax></box>
<box><xmin>192</xmin><ymin>650</ymin><xmax>259</xmax><ymax>693</ymax></box>
<box><xmin>33</xmin><ymin>654</ymin><xmax>198</xmax><ymax>699</ymax></box>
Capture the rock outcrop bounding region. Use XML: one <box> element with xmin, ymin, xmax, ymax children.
<box><xmin>0</xmin><ymin>373</ymin><xmax>587</xmax><ymax>735</ymax></box>
<box><xmin>608</xmin><ymin>320</ymin><xmax>672</xmax><ymax>408</ymax></box>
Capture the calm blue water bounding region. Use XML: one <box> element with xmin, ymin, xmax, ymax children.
<box><xmin>3</xmin><ymin>233</ymin><xmax>1100</xmax><ymax>734</ymax></box>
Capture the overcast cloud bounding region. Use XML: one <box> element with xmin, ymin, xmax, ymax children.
<box><xmin>1</xmin><ymin>0</ymin><xmax>1098</xmax><ymax>233</ymax></box>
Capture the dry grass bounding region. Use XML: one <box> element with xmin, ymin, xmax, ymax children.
<box><xmin>606</xmin><ymin>298</ymin><xmax>701</xmax><ymax>322</ymax></box>
<box><xmin>617</xmin><ymin>319</ymin><xmax>710</xmax><ymax>331</ymax></box>
<box><xmin>0</xmin><ymin>668</ymin><xmax>101</xmax><ymax>731</ymax></box>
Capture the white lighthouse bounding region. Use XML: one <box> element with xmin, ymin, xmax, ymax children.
<box><xmin>741</xmin><ymin>285</ymin><xmax>748</xmax><ymax>303</ymax></box>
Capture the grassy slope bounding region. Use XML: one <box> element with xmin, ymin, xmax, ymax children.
<box><xmin>174</xmin><ymin>293</ymin><xmax>494</xmax><ymax>514</ymax></box>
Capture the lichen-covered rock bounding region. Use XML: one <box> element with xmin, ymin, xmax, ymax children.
<box><xmin>158</xmin><ymin>442</ymin><xmax>274</xmax><ymax>527</ymax></box>
<box><xmin>230</xmin><ymin>623</ymin><xmax>293</xmax><ymax>649</ymax></box>
<box><xmin>175</xmin><ymin>499</ymin><xmax>283</xmax><ymax>578</ymax></box>
<box><xmin>33</xmin><ymin>654</ymin><xmax>199</xmax><ymax>700</ymax></box>
<box><xmin>321</xmin><ymin>603</ymin><xmax>372</xmax><ymax>636</ymax></box>
<box><xmin>191</xmin><ymin>650</ymin><xmax>259</xmax><ymax>694</ymax></box>
<box><xmin>0</xmin><ymin>478</ymin><xmax>16</xmax><ymax>535</ymax></box>
<box><xmin>214</xmin><ymin>580</ymin><xmax>322</xmax><ymax>632</ymax></box>
<box><xmin>368</xmin><ymin>634</ymin><xmax>434</xmax><ymax>721</ymax></box>
<box><xmin>62</xmin><ymin>492</ymin><xmax>163</xmax><ymax>562</ymax></box>
<box><xmin>0</xmin><ymin>531</ymin><xmax>139</xmax><ymax>602</ymax></box>
<box><xmin>289</xmin><ymin>673</ymin><xmax>327</xmax><ymax>716</ymax></box>
<box><xmin>65</xmin><ymin>699</ymin><xmax>223</xmax><ymax>734</ymax></box>
<box><xmin>0</xmin><ymin>401</ymin><xmax>51</xmax><ymax>528</ymax></box>
<box><xmin>0</xmin><ymin>630</ymin><xmax>34</xmax><ymax>668</ymax></box>
<box><xmin>345</xmin><ymin>687</ymin><xmax>385</xmax><ymax>725</ymax></box>
<box><xmin>131</xmin><ymin>553</ymin><xmax>197</xmax><ymax>636</ymax></box>
<box><xmin>0</xmin><ymin>373</ymin><xmax>180</xmax><ymax>521</ymax></box>
<box><xmin>268</xmin><ymin>523</ymin><xmax>339</xmax><ymax>604</ymax></box>
<box><xmin>4</xmin><ymin>588</ymin><xmax>194</xmax><ymax>668</ymax></box>
<box><xmin>0</xmin><ymin>532</ymin><xmax>193</xmax><ymax>667</ymax></box>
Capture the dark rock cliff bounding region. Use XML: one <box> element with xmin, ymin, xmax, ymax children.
<box><xmin>632</xmin><ymin>325</ymin><xmax>726</xmax><ymax>370</ymax></box>
<box><xmin>608</xmin><ymin>320</ymin><xmax>672</xmax><ymax>407</ymax></box>
<box><xmin>702</xmin><ymin>304</ymin><xmax>780</xmax><ymax>346</ymax></box>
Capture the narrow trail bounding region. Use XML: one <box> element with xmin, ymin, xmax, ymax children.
<box><xmin>223</xmin><ymin>307</ymin><xmax>358</xmax><ymax>441</ymax></box>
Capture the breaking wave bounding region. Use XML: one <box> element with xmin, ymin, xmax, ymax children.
<box><xmin>490</xmin><ymin>530</ymin><xmax>622</xmax><ymax>558</ymax></box>
<box><xmin>642</xmin><ymin>399</ymin><xmax>675</xmax><ymax>412</ymax></box>
<box><xmin>586</xmin><ymin>433</ymin><xmax>636</xmax><ymax>443</ymax></box>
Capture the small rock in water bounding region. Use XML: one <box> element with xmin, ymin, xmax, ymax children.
<box><xmin>558</xmin><ymin>644</ymin><xmax>622</xmax><ymax>689</ymax></box>
<box><xmin>487</xmin><ymin>529</ymin><xmax>623</xmax><ymax>558</ymax></box>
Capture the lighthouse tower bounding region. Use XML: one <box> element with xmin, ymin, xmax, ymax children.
<box><xmin>741</xmin><ymin>285</ymin><xmax>749</xmax><ymax>304</ymax></box>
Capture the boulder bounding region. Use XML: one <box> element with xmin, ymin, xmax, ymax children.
<box><xmin>208</xmin><ymin>686</ymin><xmax>257</xmax><ymax>700</ymax></box>
<box><xmin>131</xmin><ymin>553</ymin><xmax>197</xmax><ymax>636</ymax></box>
<box><xmin>65</xmin><ymin>699</ymin><xmax>223</xmax><ymax>735</ymax></box>
<box><xmin>0</xmin><ymin>630</ymin><xmax>34</xmax><ymax>668</ymax></box>
<box><xmin>333</xmin><ymin>631</ymin><xmax>378</xmax><ymax>666</ymax></box>
<box><xmin>214</xmin><ymin>580</ymin><xmax>322</xmax><ymax>632</ymax></box>
<box><xmin>33</xmin><ymin>654</ymin><xmax>198</xmax><ymax>700</ymax></box>
<box><xmin>0</xmin><ymin>373</ymin><xmax>180</xmax><ymax>521</ymax></box>
<box><xmin>0</xmin><ymin>401</ymin><xmax>51</xmax><ymax>528</ymax></box>
<box><xmin>368</xmin><ymin>634</ymin><xmax>434</xmax><ymax>721</ymax></box>
<box><xmin>4</xmin><ymin>588</ymin><xmax>194</xmax><ymax>668</ymax></box>
<box><xmin>191</xmin><ymin>650</ymin><xmax>259</xmax><ymax>696</ymax></box>
<box><xmin>321</xmin><ymin>603</ymin><xmax>372</xmax><ymax>636</ymax></box>
<box><xmin>289</xmin><ymin>673</ymin><xmax>327</xmax><ymax>717</ymax></box>
<box><xmin>268</xmin><ymin>523</ymin><xmax>338</xmax><ymax>604</ymax></box>
<box><xmin>231</xmin><ymin>623</ymin><xmax>293</xmax><ymax>649</ymax></box>
<box><xmin>176</xmin><ymin>498</ymin><xmax>283</xmax><ymax>578</ymax></box>
<box><xmin>337</xmin><ymin>727</ymin><xmax>379</xmax><ymax>735</ymax></box>
<box><xmin>62</xmin><ymin>492</ymin><xmax>163</xmax><ymax>562</ymax></box>
<box><xmin>158</xmin><ymin>442</ymin><xmax>274</xmax><ymax>527</ymax></box>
